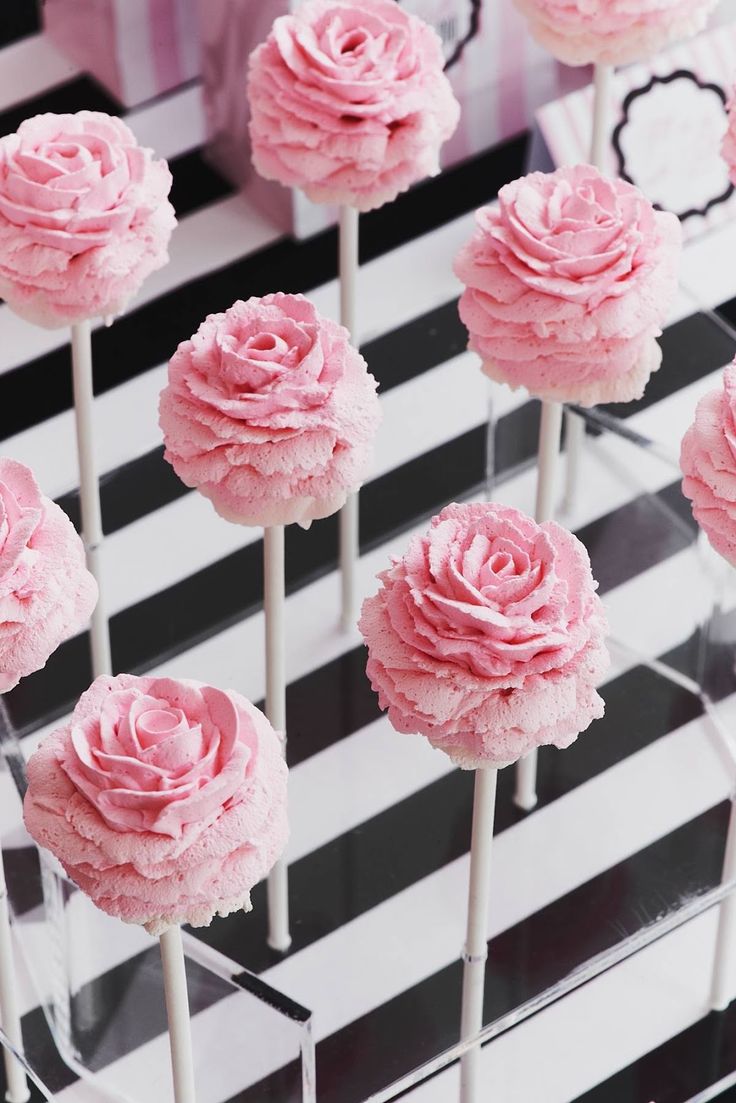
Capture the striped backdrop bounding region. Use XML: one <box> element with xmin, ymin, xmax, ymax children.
<box><xmin>3</xmin><ymin>9</ymin><xmax>736</xmax><ymax>1103</ymax></box>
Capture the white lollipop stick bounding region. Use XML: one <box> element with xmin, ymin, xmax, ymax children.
<box><xmin>264</xmin><ymin>525</ymin><xmax>291</xmax><ymax>952</ymax></box>
<box><xmin>338</xmin><ymin>205</ymin><xmax>360</xmax><ymax>631</ymax></box>
<box><xmin>513</xmin><ymin>400</ymin><xmax>563</xmax><ymax>811</ymax></box>
<box><xmin>563</xmin><ymin>62</ymin><xmax>614</xmax><ymax>515</ymax></box>
<box><xmin>712</xmin><ymin>797</ymin><xmax>736</xmax><ymax>1010</ymax></box>
<box><xmin>159</xmin><ymin>926</ymin><xmax>197</xmax><ymax>1103</ymax></box>
<box><xmin>70</xmin><ymin>321</ymin><xmax>112</xmax><ymax>678</ymax></box>
<box><xmin>459</xmin><ymin>767</ymin><xmax>498</xmax><ymax>1103</ymax></box>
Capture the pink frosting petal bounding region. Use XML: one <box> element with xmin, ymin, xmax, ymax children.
<box><xmin>359</xmin><ymin>502</ymin><xmax>609</xmax><ymax>770</ymax></box>
<box><xmin>455</xmin><ymin>164</ymin><xmax>681</xmax><ymax>407</ymax></box>
<box><xmin>159</xmin><ymin>292</ymin><xmax>382</xmax><ymax>528</ymax></box>
<box><xmin>23</xmin><ymin>674</ymin><xmax>288</xmax><ymax>935</ymax></box>
<box><xmin>680</xmin><ymin>361</ymin><xmax>736</xmax><ymax>566</ymax></box>
<box><xmin>0</xmin><ymin>457</ymin><xmax>97</xmax><ymax>692</ymax></box>
<box><xmin>247</xmin><ymin>0</ymin><xmax>460</xmax><ymax>211</ymax></box>
<box><xmin>512</xmin><ymin>0</ymin><xmax>716</xmax><ymax>65</ymax></box>
<box><xmin>0</xmin><ymin>110</ymin><xmax>176</xmax><ymax>328</ymax></box>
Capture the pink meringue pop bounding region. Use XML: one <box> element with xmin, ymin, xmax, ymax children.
<box><xmin>0</xmin><ymin>458</ymin><xmax>97</xmax><ymax>693</ymax></box>
<box><xmin>159</xmin><ymin>292</ymin><xmax>381</xmax><ymax>527</ymax></box>
<box><xmin>512</xmin><ymin>0</ymin><xmax>716</xmax><ymax>66</ymax></box>
<box><xmin>359</xmin><ymin>502</ymin><xmax>609</xmax><ymax>770</ymax></box>
<box><xmin>455</xmin><ymin>164</ymin><xmax>681</xmax><ymax>407</ymax></box>
<box><xmin>681</xmin><ymin>362</ymin><xmax>736</xmax><ymax>566</ymax></box>
<box><xmin>247</xmin><ymin>0</ymin><xmax>460</xmax><ymax>212</ymax></box>
<box><xmin>0</xmin><ymin>111</ymin><xmax>176</xmax><ymax>328</ymax></box>
<box><xmin>23</xmin><ymin>674</ymin><xmax>288</xmax><ymax>935</ymax></box>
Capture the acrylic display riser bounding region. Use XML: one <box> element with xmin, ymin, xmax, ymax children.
<box><xmin>2</xmin><ymin>380</ymin><xmax>736</xmax><ymax>1103</ymax></box>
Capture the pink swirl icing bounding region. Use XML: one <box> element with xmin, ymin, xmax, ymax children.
<box><xmin>0</xmin><ymin>111</ymin><xmax>176</xmax><ymax>328</ymax></box>
<box><xmin>23</xmin><ymin>675</ymin><xmax>288</xmax><ymax>935</ymax></box>
<box><xmin>0</xmin><ymin>458</ymin><xmax>97</xmax><ymax>693</ymax></box>
<box><xmin>247</xmin><ymin>0</ymin><xmax>460</xmax><ymax>211</ymax></box>
<box><xmin>512</xmin><ymin>0</ymin><xmax>716</xmax><ymax>65</ymax></box>
<box><xmin>680</xmin><ymin>362</ymin><xmax>736</xmax><ymax>566</ymax></box>
<box><xmin>359</xmin><ymin>502</ymin><xmax>609</xmax><ymax>769</ymax></box>
<box><xmin>454</xmin><ymin>165</ymin><xmax>681</xmax><ymax>406</ymax></box>
<box><xmin>159</xmin><ymin>292</ymin><xmax>382</xmax><ymax>527</ymax></box>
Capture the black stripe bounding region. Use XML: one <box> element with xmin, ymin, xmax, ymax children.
<box><xmin>0</xmin><ymin>76</ymin><xmax>120</xmax><ymax>141</ymax></box>
<box><xmin>0</xmin><ymin>3</ymin><xmax>40</xmax><ymax>49</ymax></box>
<box><xmin>571</xmin><ymin>1007</ymin><xmax>736</xmax><ymax>1101</ymax></box>
<box><xmin>0</xmin><ymin>134</ymin><xmax>527</xmax><ymax>444</ymax></box>
<box><xmin>600</xmin><ymin>310</ymin><xmax>736</xmax><ymax>419</ymax></box>
<box><xmin>168</xmin><ymin>150</ymin><xmax>235</xmax><ymax>218</ymax></box>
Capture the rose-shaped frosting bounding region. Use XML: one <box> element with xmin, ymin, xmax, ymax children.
<box><xmin>359</xmin><ymin>502</ymin><xmax>609</xmax><ymax>769</ymax></box>
<box><xmin>0</xmin><ymin>111</ymin><xmax>176</xmax><ymax>328</ymax></box>
<box><xmin>681</xmin><ymin>362</ymin><xmax>736</xmax><ymax>566</ymax></box>
<box><xmin>159</xmin><ymin>292</ymin><xmax>382</xmax><ymax>527</ymax></box>
<box><xmin>0</xmin><ymin>458</ymin><xmax>97</xmax><ymax>693</ymax></box>
<box><xmin>512</xmin><ymin>0</ymin><xmax>716</xmax><ymax>66</ymax></box>
<box><xmin>247</xmin><ymin>0</ymin><xmax>460</xmax><ymax>211</ymax></box>
<box><xmin>23</xmin><ymin>675</ymin><xmax>288</xmax><ymax>935</ymax></box>
<box><xmin>454</xmin><ymin>165</ymin><xmax>681</xmax><ymax>407</ymax></box>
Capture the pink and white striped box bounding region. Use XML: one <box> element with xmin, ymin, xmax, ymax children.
<box><xmin>43</xmin><ymin>0</ymin><xmax>200</xmax><ymax>109</ymax></box>
<box><xmin>199</xmin><ymin>0</ymin><xmax>589</xmax><ymax>239</ymax></box>
<box><xmin>534</xmin><ymin>22</ymin><xmax>736</xmax><ymax>241</ymax></box>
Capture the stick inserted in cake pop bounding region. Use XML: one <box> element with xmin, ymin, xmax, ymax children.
<box><xmin>563</xmin><ymin>62</ymin><xmax>614</xmax><ymax>516</ymax></box>
<box><xmin>160</xmin><ymin>926</ymin><xmax>197</xmax><ymax>1103</ymax></box>
<box><xmin>339</xmin><ymin>205</ymin><xmax>360</xmax><ymax>630</ymax></box>
<box><xmin>459</xmin><ymin>767</ymin><xmax>497</xmax><ymax>1100</ymax></box>
<box><xmin>71</xmin><ymin>320</ymin><xmax>111</xmax><ymax>677</ymax></box>
<box><xmin>360</xmin><ymin>501</ymin><xmax>609</xmax><ymax>1103</ymax></box>
<box><xmin>264</xmin><ymin>525</ymin><xmax>290</xmax><ymax>952</ymax></box>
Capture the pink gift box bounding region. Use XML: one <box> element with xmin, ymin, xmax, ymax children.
<box><xmin>43</xmin><ymin>0</ymin><xmax>200</xmax><ymax>109</ymax></box>
<box><xmin>199</xmin><ymin>0</ymin><xmax>589</xmax><ymax>239</ymax></box>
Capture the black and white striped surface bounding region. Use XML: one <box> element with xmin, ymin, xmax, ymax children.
<box><xmin>3</xmin><ymin>15</ymin><xmax>736</xmax><ymax>1103</ymax></box>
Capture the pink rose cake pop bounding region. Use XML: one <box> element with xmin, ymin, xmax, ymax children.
<box><xmin>0</xmin><ymin>111</ymin><xmax>176</xmax><ymax>328</ymax></box>
<box><xmin>23</xmin><ymin>674</ymin><xmax>288</xmax><ymax>935</ymax></box>
<box><xmin>159</xmin><ymin>292</ymin><xmax>381</xmax><ymax>527</ymax></box>
<box><xmin>359</xmin><ymin>502</ymin><xmax>609</xmax><ymax>769</ymax></box>
<box><xmin>247</xmin><ymin>0</ymin><xmax>460</xmax><ymax>212</ymax></box>
<box><xmin>0</xmin><ymin>458</ymin><xmax>97</xmax><ymax>692</ymax></box>
<box><xmin>512</xmin><ymin>0</ymin><xmax>716</xmax><ymax>66</ymax></box>
<box><xmin>681</xmin><ymin>362</ymin><xmax>736</xmax><ymax>566</ymax></box>
<box><xmin>454</xmin><ymin>164</ymin><xmax>681</xmax><ymax>407</ymax></box>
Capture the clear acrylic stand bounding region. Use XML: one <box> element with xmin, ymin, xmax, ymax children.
<box><xmin>354</xmin><ymin>391</ymin><xmax>736</xmax><ymax>1102</ymax></box>
<box><xmin>0</xmin><ymin>722</ymin><xmax>316</xmax><ymax>1103</ymax></box>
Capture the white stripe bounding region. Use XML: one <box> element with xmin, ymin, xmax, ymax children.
<box><xmin>0</xmin><ymin>36</ymin><xmax>79</xmax><ymax>112</ymax></box>
<box><xmin>391</xmin><ymin>909</ymin><xmax>721</xmax><ymax>1103</ymax></box>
